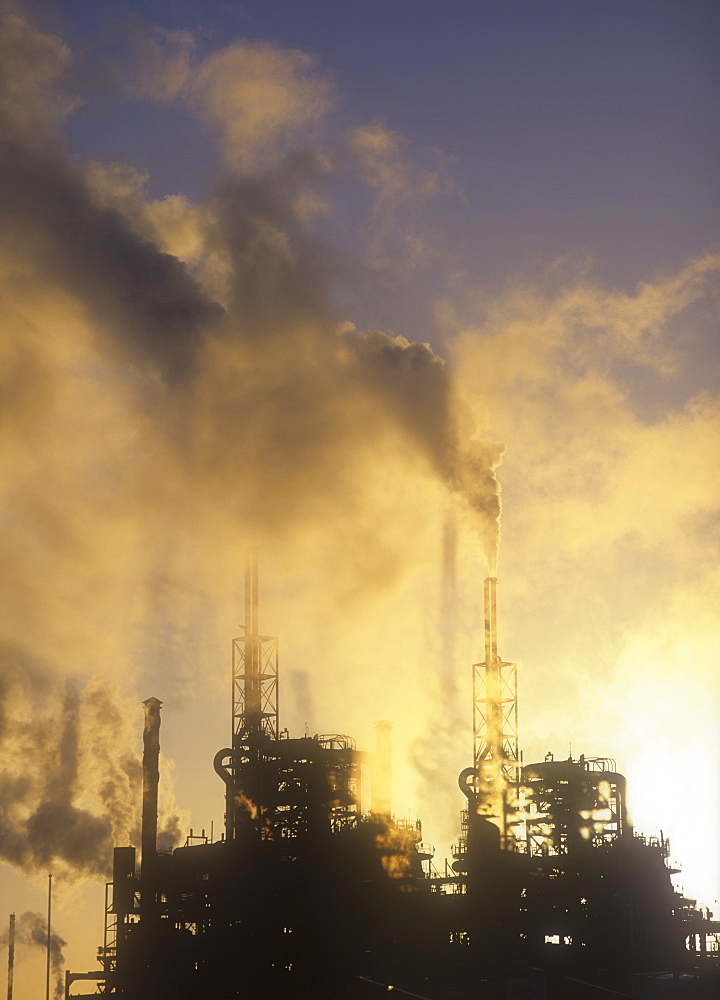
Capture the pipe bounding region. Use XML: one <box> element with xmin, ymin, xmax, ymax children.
<box><xmin>483</xmin><ymin>578</ymin><xmax>491</xmax><ymax>664</ymax></box>
<box><xmin>458</xmin><ymin>766</ymin><xmax>477</xmax><ymax>807</ymax></box>
<box><xmin>141</xmin><ymin>698</ymin><xmax>162</xmax><ymax>873</ymax></box>
<box><xmin>489</xmin><ymin>576</ymin><xmax>498</xmax><ymax>661</ymax></box>
<box><xmin>7</xmin><ymin>913</ymin><xmax>14</xmax><ymax>1000</ymax></box>
<box><xmin>244</xmin><ymin>549</ymin><xmax>261</xmax><ymax>730</ymax></box>
<box><xmin>245</xmin><ymin>553</ymin><xmax>251</xmax><ymax>647</ymax></box>
<box><xmin>213</xmin><ymin>748</ymin><xmax>235</xmax><ymax>843</ymax></box>
<box><xmin>485</xmin><ymin>577</ymin><xmax>503</xmax><ymax>763</ymax></box>
<box><xmin>252</xmin><ymin>548</ymin><xmax>258</xmax><ymax>638</ymax></box>
<box><xmin>483</xmin><ymin>576</ymin><xmax>499</xmax><ymax>663</ymax></box>
<box><xmin>45</xmin><ymin>874</ymin><xmax>52</xmax><ymax>1000</ymax></box>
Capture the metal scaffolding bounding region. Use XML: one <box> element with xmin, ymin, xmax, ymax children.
<box><xmin>472</xmin><ymin>577</ymin><xmax>519</xmax><ymax>843</ymax></box>
<box><xmin>232</xmin><ymin>549</ymin><xmax>278</xmax><ymax>745</ymax></box>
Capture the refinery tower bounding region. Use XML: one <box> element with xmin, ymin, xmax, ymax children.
<box><xmin>64</xmin><ymin>554</ymin><xmax>719</xmax><ymax>999</ymax></box>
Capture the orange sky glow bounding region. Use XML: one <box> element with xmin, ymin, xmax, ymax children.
<box><xmin>1</xmin><ymin>3</ymin><xmax>718</xmax><ymax>996</ymax></box>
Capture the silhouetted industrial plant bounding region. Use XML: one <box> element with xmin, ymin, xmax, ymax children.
<box><xmin>64</xmin><ymin>554</ymin><xmax>719</xmax><ymax>999</ymax></box>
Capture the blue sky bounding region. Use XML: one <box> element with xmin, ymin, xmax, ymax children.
<box><xmin>51</xmin><ymin>3</ymin><xmax>717</xmax><ymax>262</ymax></box>
<box><xmin>46</xmin><ymin>0</ymin><xmax>720</xmax><ymax>366</ymax></box>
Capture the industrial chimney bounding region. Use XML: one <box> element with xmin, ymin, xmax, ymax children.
<box><xmin>6</xmin><ymin>913</ymin><xmax>14</xmax><ymax>1000</ymax></box>
<box><xmin>141</xmin><ymin>697</ymin><xmax>162</xmax><ymax>872</ymax></box>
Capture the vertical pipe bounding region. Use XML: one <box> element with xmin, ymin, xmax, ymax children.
<box><xmin>252</xmin><ymin>547</ymin><xmax>259</xmax><ymax>638</ymax></box>
<box><xmin>486</xmin><ymin>578</ymin><xmax>502</xmax><ymax>751</ymax></box>
<box><xmin>7</xmin><ymin>913</ymin><xmax>14</xmax><ymax>1000</ymax></box>
<box><xmin>252</xmin><ymin>548</ymin><xmax>259</xmax><ymax>719</ymax></box>
<box><xmin>489</xmin><ymin>577</ymin><xmax>498</xmax><ymax>661</ymax></box>
<box><xmin>141</xmin><ymin>698</ymin><xmax>162</xmax><ymax>926</ymax></box>
<box><xmin>483</xmin><ymin>577</ymin><xmax>492</xmax><ymax>664</ymax></box>
<box><xmin>141</xmin><ymin>698</ymin><xmax>162</xmax><ymax>874</ymax></box>
<box><xmin>244</xmin><ymin>549</ymin><xmax>261</xmax><ymax>730</ymax></box>
<box><xmin>45</xmin><ymin>874</ymin><xmax>52</xmax><ymax>1000</ymax></box>
<box><xmin>244</xmin><ymin>554</ymin><xmax>251</xmax><ymax>642</ymax></box>
<box><xmin>482</xmin><ymin>577</ymin><xmax>505</xmax><ymax>839</ymax></box>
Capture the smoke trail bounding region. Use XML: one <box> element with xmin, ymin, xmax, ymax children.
<box><xmin>0</xmin><ymin>662</ymin><xmax>184</xmax><ymax>880</ymax></box>
<box><xmin>409</xmin><ymin>509</ymin><xmax>469</xmax><ymax>844</ymax></box>
<box><xmin>0</xmin><ymin>5</ymin><xmax>503</xmax><ymax>885</ymax></box>
<box><xmin>345</xmin><ymin>327</ymin><xmax>504</xmax><ymax>568</ymax></box>
<box><xmin>0</xmin><ymin>911</ymin><xmax>66</xmax><ymax>1000</ymax></box>
<box><xmin>0</xmin><ymin>5</ymin><xmax>504</xmax><ymax>563</ymax></box>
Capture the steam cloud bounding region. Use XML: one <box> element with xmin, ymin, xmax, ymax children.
<box><xmin>1</xmin><ymin>1</ymin><xmax>718</xmax><ymax>914</ymax></box>
<box><xmin>0</xmin><ymin>3</ymin><xmax>502</xmax><ymax>883</ymax></box>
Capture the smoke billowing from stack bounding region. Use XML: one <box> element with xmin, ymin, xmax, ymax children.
<box><xmin>0</xmin><ymin>912</ymin><xmax>66</xmax><ymax>1000</ymax></box>
<box><xmin>0</xmin><ymin>669</ymin><xmax>182</xmax><ymax>880</ymax></box>
<box><xmin>0</xmin><ymin>5</ymin><xmax>503</xmax><ymax>885</ymax></box>
<box><xmin>0</xmin><ymin>3</ymin><xmax>503</xmax><ymax>558</ymax></box>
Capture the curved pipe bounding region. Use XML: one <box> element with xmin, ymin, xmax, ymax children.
<box><xmin>214</xmin><ymin>748</ymin><xmax>234</xmax><ymax>842</ymax></box>
<box><xmin>213</xmin><ymin>748</ymin><xmax>233</xmax><ymax>784</ymax></box>
<box><xmin>458</xmin><ymin>765</ymin><xmax>477</xmax><ymax>806</ymax></box>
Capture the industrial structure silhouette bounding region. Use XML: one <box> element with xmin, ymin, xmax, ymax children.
<box><xmin>64</xmin><ymin>553</ymin><xmax>719</xmax><ymax>999</ymax></box>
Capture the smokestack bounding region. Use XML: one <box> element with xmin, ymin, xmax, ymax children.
<box><xmin>484</xmin><ymin>576</ymin><xmax>499</xmax><ymax>664</ymax></box>
<box><xmin>45</xmin><ymin>875</ymin><xmax>51</xmax><ymax>1000</ymax></box>
<box><xmin>7</xmin><ymin>913</ymin><xmax>14</xmax><ymax>1000</ymax></box>
<box><xmin>244</xmin><ymin>549</ymin><xmax>262</xmax><ymax>734</ymax></box>
<box><xmin>372</xmin><ymin>720</ymin><xmax>393</xmax><ymax>816</ymax></box>
<box><xmin>483</xmin><ymin>578</ymin><xmax>502</xmax><ymax>754</ymax></box>
<box><xmin>141</xmin><ymin>698</ymin><xmax>162</xmax><ymax>871</ymax></box>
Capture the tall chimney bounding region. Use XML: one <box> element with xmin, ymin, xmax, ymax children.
<box><xmin>45</xmin><ymin>875</ymin><xmax>51</xmax><ymax>1000</ymax></box>
<box><xmin>484</xmin><ymin>576</ymin><xmax>499</xmax><ymax>664</ymax></box>
<box><xmin>483</xmin><ymin>578</ymin><xmax>503</xmax><ymax>757</ymax></box>
<box><xmin>141</xmin><ymin>698</ymin><xmax>162</xmax><ymax>871</ymax></box>
<box><xmin>7</xmin><ymin>913</ymin><xmax>14</xmax><ymax>1000</ymax></box>
<box><xmin>244</xmin><ymin>549</ymin><xmax>262</xmax><ymax>734</ymax></box>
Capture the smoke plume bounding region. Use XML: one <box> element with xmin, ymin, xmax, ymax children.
<box><xmin>0</xmin><ymin>911</ymin><xmax>66</xmax><ymax>1000</ymax></box>
<box><xmin>1</xmin><ymin>1</ymin><xmax>719</xmax><ymax>914</ymax></box>
<box><xmin>0</xmin><ymin>663</ymin><xmax>185</xmax><ymax>880</ymax></box>
<box><xmin>0</xmin><ymin>3</ymin><xmax>502</xmax><ymax>886</ymax></box>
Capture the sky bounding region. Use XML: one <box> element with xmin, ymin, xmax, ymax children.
<box><xmin>1</xmin><ymin>0</ymin><xmax>719</xmax><ymax>995</ymax></box>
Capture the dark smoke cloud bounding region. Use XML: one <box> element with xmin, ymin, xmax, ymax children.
<box><xmin>0</xmin><ymin>666</ymin><xmax>112</xmax><ymax>878</ymax></box>
<box><xmin>348</xmin><ymin>328</ymin><xmax>504</xmax><ymax>567</ymax></box>
<box><xmin>139</xmin><ymin>162</ymin><xmax>505</xmax><ymax>561</ymax></box>
<box><xmin>0</xmin><ymin>5</ymin><xmax>502</xmax><ymax>885</ymax></box>
<box><xmin>0</xmin><ymin>662</ymin><xmax>183</xmax><ymax>880</ymax></box>
<box><xmin>0</xmin><ymin>5</ymin><xmax>503</xmax><ymax>553</ymax></box>
<box><xmin>0</xmin><ymin>4</ymin><xmax>222</xmax><ymax>383</ymax></box>
<box><xmin>213</xmin><ymin>153</ymin><xmax>337</xmax><ymax>328</ymax></box>
<box><xmin>0</xmin><ymin>142</ymin><xmax>223</xmax><ymax>382</ymax></box>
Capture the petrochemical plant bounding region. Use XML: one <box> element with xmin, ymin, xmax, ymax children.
<box><xmin>60</xmin><ymin>554</ymin><xmax>718</xmax><ymax>998</ymax></box>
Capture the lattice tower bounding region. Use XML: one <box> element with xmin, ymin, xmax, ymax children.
<box><xmin>232</xmin><ymin>549</ymin><xmax>278</xmax><ymax>745</ymax></box>
<box><xmin>473</xmin><ymin>576</ymin><xmax>519</xmax><ymax>842</ymax></box>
